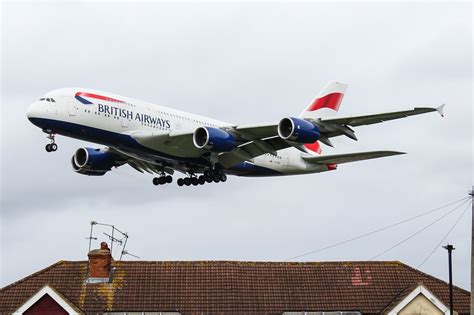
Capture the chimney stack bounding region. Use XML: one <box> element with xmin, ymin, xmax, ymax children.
<box><xmin>87</xmin><ymin>242</ymin><xmax>112</xmax><ymax>282</ymax></box>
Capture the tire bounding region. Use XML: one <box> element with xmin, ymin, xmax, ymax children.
<box><xmin>158</xmin><ymin>177</ymin><xmax>166</xmax><ymax>185</ymax></box>
<box><xmin>50</xmin><ymin>143</ymin><xmax>58</xmax><ymax>151</ymax></box>
<box><xmin>177</xmin><ymin>178</ymin><xmax>184</xmax><ymax>186</ymax></box>
<box><xmin>184</xmin><ymin>178</ymin><xmax>191</xmax><ymax>186</ymax></box>
<box><xmin>191</xmin><ymin>177</ymin><xmax>199</xmax><ymax>186</ymax></box>
<box><xmin>153</xmin><ymin>177</ymin><xmax>160</xmax><ymax>186</ymax></box>
<box><xmin>166</xmin><ymin>176</ymin><xmax>173</xmax><ymax>183</ymax></box>
<box><xmin>45</xmin><ymin>144</ymin><xmax>51</xmax><ymax>152</ymax></box>
<box><xmin>213</xmin><ymin>176</ymin><xmax>220</xmax><ymax>183</ymax></box>
<box><xmin>205</xmin><ymin>176</ymin><xmax>213</xmax><ymax>183</ymax></box>
<box><xmin>198</xmin><ymin>176</ymin><xmax>205</xmax><ymax>185</ymax></box>
<box><xmin>220</xmin><ymin>174</ymin><xmax>227</xmax><ymax>182</ymax></box>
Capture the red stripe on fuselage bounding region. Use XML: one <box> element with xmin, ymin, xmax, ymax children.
<box><xmin>308</xmin><ymin>92</ymin><xmax>344</xmax><ymax>112</ymax></box>
<box><xmin>75</xmin><ymin>92</ymin><xmax>125</xmax><ymax>103</ymax></box>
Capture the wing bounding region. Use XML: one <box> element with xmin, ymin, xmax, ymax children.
<box><xmin>218</xmin><ymin>105</ymin><xmax>442</xmax><ymax>166</ymax></box>
<box><xmin>301</xmin><ymin>150</ymin><xmax>405</xmax><ymax>165</ymax></box>
<box><xmin>127</xmin><ymin>105</ymin><xmax>443</xmax><ymax>169</ymax></box>
<box><xmin>314</xmin><ymin>105</ymin><xmax>445</xmax><ymax>142</ymax></box>
<box><xmin>106</xmin><ymin>147</ymin><xmax>186</xmax><ymax>175</ymax></box>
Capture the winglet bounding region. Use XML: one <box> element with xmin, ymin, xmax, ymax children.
<box><xmin>436</xmin><ymin>104</ymin><xmax>446</xmax><ymax>117</ymax></box>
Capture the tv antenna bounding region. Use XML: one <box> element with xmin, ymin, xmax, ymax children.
<box><xmin>86</xmin><ymin>220</ymin><xmax>137</xmax><ymax>261</ymax></box>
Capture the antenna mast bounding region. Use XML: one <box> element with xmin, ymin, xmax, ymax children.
<box><xmin>470</xmin><ymin>187</ymin><xmax>473</xmax><ymax>315</ymax></box>
<box><xmin>86</xmin><ymin>220</ymin><xmax>138</xmax><ymax>261</ymax></box>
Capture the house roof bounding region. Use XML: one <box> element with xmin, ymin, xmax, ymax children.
<box><xmin>0</xmin><ymin>260</ymin><xmax>470</xmax><ymax>315</ymax></box>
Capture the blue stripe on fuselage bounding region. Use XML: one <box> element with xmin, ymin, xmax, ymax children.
<box><xmin>228</xmin><ymin>161</ymin><xmax>282</xmax><ymax>176</ymax></box>
<box><xmin>75</xmin><ymin>95</ymin><xmax>93</xmax><ymax>105</ymax></box>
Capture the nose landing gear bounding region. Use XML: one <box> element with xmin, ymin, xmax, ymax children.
<box><xmin>45</xmin><ymin>133</ymin><xmax>58</xmax><ymax>152</ymax></box>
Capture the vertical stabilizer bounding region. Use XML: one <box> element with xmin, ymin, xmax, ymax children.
<box><xmin>299</xmin><ymin>81</ymin><xmax>347</xmax><ymax>119</ymax></box>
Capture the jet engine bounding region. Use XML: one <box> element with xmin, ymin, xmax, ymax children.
<box><xmin>278</xmin><ymin>117</ymin><xmax>320</xmax><ymax>143</ymax></box>
<box><xmin>193</xmin><ymin>127</ymin><xmax>237</xmax><ymax>152</ymax></box>
<box><xmin>71</xmin><ymin>147</ymin><xmax>116</xmax><ymax>176</ymax></box>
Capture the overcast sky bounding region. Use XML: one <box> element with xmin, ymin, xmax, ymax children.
<box><xmin>1</xmin><ymin>2</ymin><xmax>472</xmax><ymax>290</ymax></box>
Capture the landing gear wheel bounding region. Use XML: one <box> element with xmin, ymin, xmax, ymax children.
<box><xmin>220</xmin><ymin>174</ymin><xmax>227</xmax><ymax>182</ymax></box>
<box><xmin>205</xmin><ymin>176</ymin><xmax>213</xmax><ymax>183</ymax></box>
<box><xmin>166</xmin><ymin>175</ymin><xmax>173</xmax><ymax>184</ymax></box>
<box><xmin>45</xmin><ymin>133</ymin><xmax>57</xmax><ymax>152</ymax></box>
<box><xmin>198</xmin><ymin>175</ymin><xmax>205</xmax><ymax>185</ymax></box>
<box><xmin>213</xmin><ymin>176</ymin><xmax>220</xmax><ymax>183</ymax></box>
<box><xmin>184</xmin><ymin>178</ymin><xmax>191</xmax><ymax>186</ymax></box>
<box><xmin>158</xmin><ymin>177</ymin><xmax>166</xmax><ymax>185</ymax></box>
<box><xmin>177</xmin><ymin>178</ymin><xmax>184</xmax><ymax>186</ymax></box>
<box><xmin>153</xmin><ymin>177</ymin><xmax>160</xmax><ymax>186</ymax></box>
<box><xmin>191</xmin><ymin>177</ymin><xmax>199</xmax><ymax>186</ymax></box>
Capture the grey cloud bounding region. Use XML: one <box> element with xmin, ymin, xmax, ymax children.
<box><xmin>1</xmin><ymin>2</ymin><xmax>472</xmax><ymax>290</ymax></box>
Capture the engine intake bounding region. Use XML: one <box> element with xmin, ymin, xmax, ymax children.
<box><xmin>193</xmin><ymin>127</ymin><xmax>236</xmax><ymax>152</ymax></box>
<box><xmin>71</xmin><ymin>147</ymin><xmax>116</xmax><ymax>176</ymax></box>
<box><xmin>278</xmin><ymin>117</ymin><xmax>320</xmax><ymax>143</ymax></box>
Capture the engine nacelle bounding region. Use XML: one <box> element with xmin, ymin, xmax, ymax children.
<box><xmin>71</xmin><ymin>147</ymin><xmax>115</xmax><ymax>176</ymax></box>
<box><xmin>278</xmin><ymin>117</ymin><xmax>320</xmax><ymax>143</ymax></box>
<box><xmin>193</xmin><ymin>127</ymin><xmax>236</xmax><ymax>152</ymax></box>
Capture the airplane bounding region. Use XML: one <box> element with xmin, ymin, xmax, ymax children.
<box><xmin>26</xmin><ymin>81</ymin><xmax>444</xmax><ymax>187</ymax></box>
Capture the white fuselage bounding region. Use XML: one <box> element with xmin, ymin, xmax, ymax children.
<box><xmin>26</xmin><ymin>88</ymin><xmax>332</xmax><ymax>176</ymax></box>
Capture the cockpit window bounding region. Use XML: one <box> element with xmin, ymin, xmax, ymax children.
<box><xmin>39</xmin><ymin>98</ymin><xmax>56</xmax><ymax>102</ymax></box>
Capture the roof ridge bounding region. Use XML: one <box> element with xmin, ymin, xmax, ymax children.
<box><xmin>111</xmin><ymin>260</ymin><xmax>403</xmax><ymax>264</ymax></box>
<box><xmin>0</xmin><ymin>261</ymin><xmax>83</xmax><ymax>292</ymax></box>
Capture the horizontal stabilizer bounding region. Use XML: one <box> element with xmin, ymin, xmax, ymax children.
<box><xmin>301</xmin><ymin>150</ymin><xmax>405</xmax><ymax>165</ymax></box>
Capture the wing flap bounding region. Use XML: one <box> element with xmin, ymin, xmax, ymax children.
<box><xmin>218</xmin><ymin>137</ymin><xmax>290</xmax><ymax>167</ymax></box>
<box><xmin>235</xmin><ymin>123</ymin><xmax>278</xmax><ymax>140</ymax></box>
<box><xmin>302</xmin><ymin>150</ymin><xmax>405</xmax><ymax>165</ymax></box>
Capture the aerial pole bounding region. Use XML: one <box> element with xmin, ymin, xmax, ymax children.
<box><xmin>443</xmin><ymin>244</ymin><xmax>455</xmax><ymax>315</ymax></box>
<box><xmin>470</xmin><ymin>187</ymin><xmax>473</xmax><ymax>314</ymax></box>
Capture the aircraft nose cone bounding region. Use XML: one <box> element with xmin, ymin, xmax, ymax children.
<box><xmin>26</xmin><ymin>102</ymin><xmax>39</xmax><ymax>119</ymax></box>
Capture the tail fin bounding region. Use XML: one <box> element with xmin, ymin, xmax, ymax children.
<box><xmin>299</xmin><ymin>81</ymin><xmax>347</xmax><ymax>119</ymax></box>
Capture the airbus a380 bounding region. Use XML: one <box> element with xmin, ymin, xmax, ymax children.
<box><xmin>26</xmin><ymin>81</ymin><xmax>444</xmax><ymax>187</ymax></box>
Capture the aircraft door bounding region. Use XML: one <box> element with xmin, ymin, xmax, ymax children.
<box><xmin>68</xmin><ymin>102</ymin><xmax>79</xmax><ymax>116</ymax></box>
<box><xmin>51</xmin><ymin>99</ymin><xmax>58</xmax><ymax>116</ymax></box>
<box><xmin>121</xmin><ymin>116</ymin><xmax>129</xmax><ymax>128</ymax></box>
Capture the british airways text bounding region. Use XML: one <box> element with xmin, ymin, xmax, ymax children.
<box><xmin>98</xmin><ymin>104</ymin><xmax>171</xmax><ymax>129</ymax></box>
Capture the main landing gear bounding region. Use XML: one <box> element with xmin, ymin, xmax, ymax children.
<box><xmin>152</xmin><ymin>174</ymin><xmax>173</xmax><ymax>186</ymax></box>
<box><xmin>45</xmin><ymin>133</ymin><xmax>58</xmax><ymax>152</ymax></box>
<box><xmin>176</xmin><ymin>170</ymin><xmax>227</xmax><ymax>187</ymax></box>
